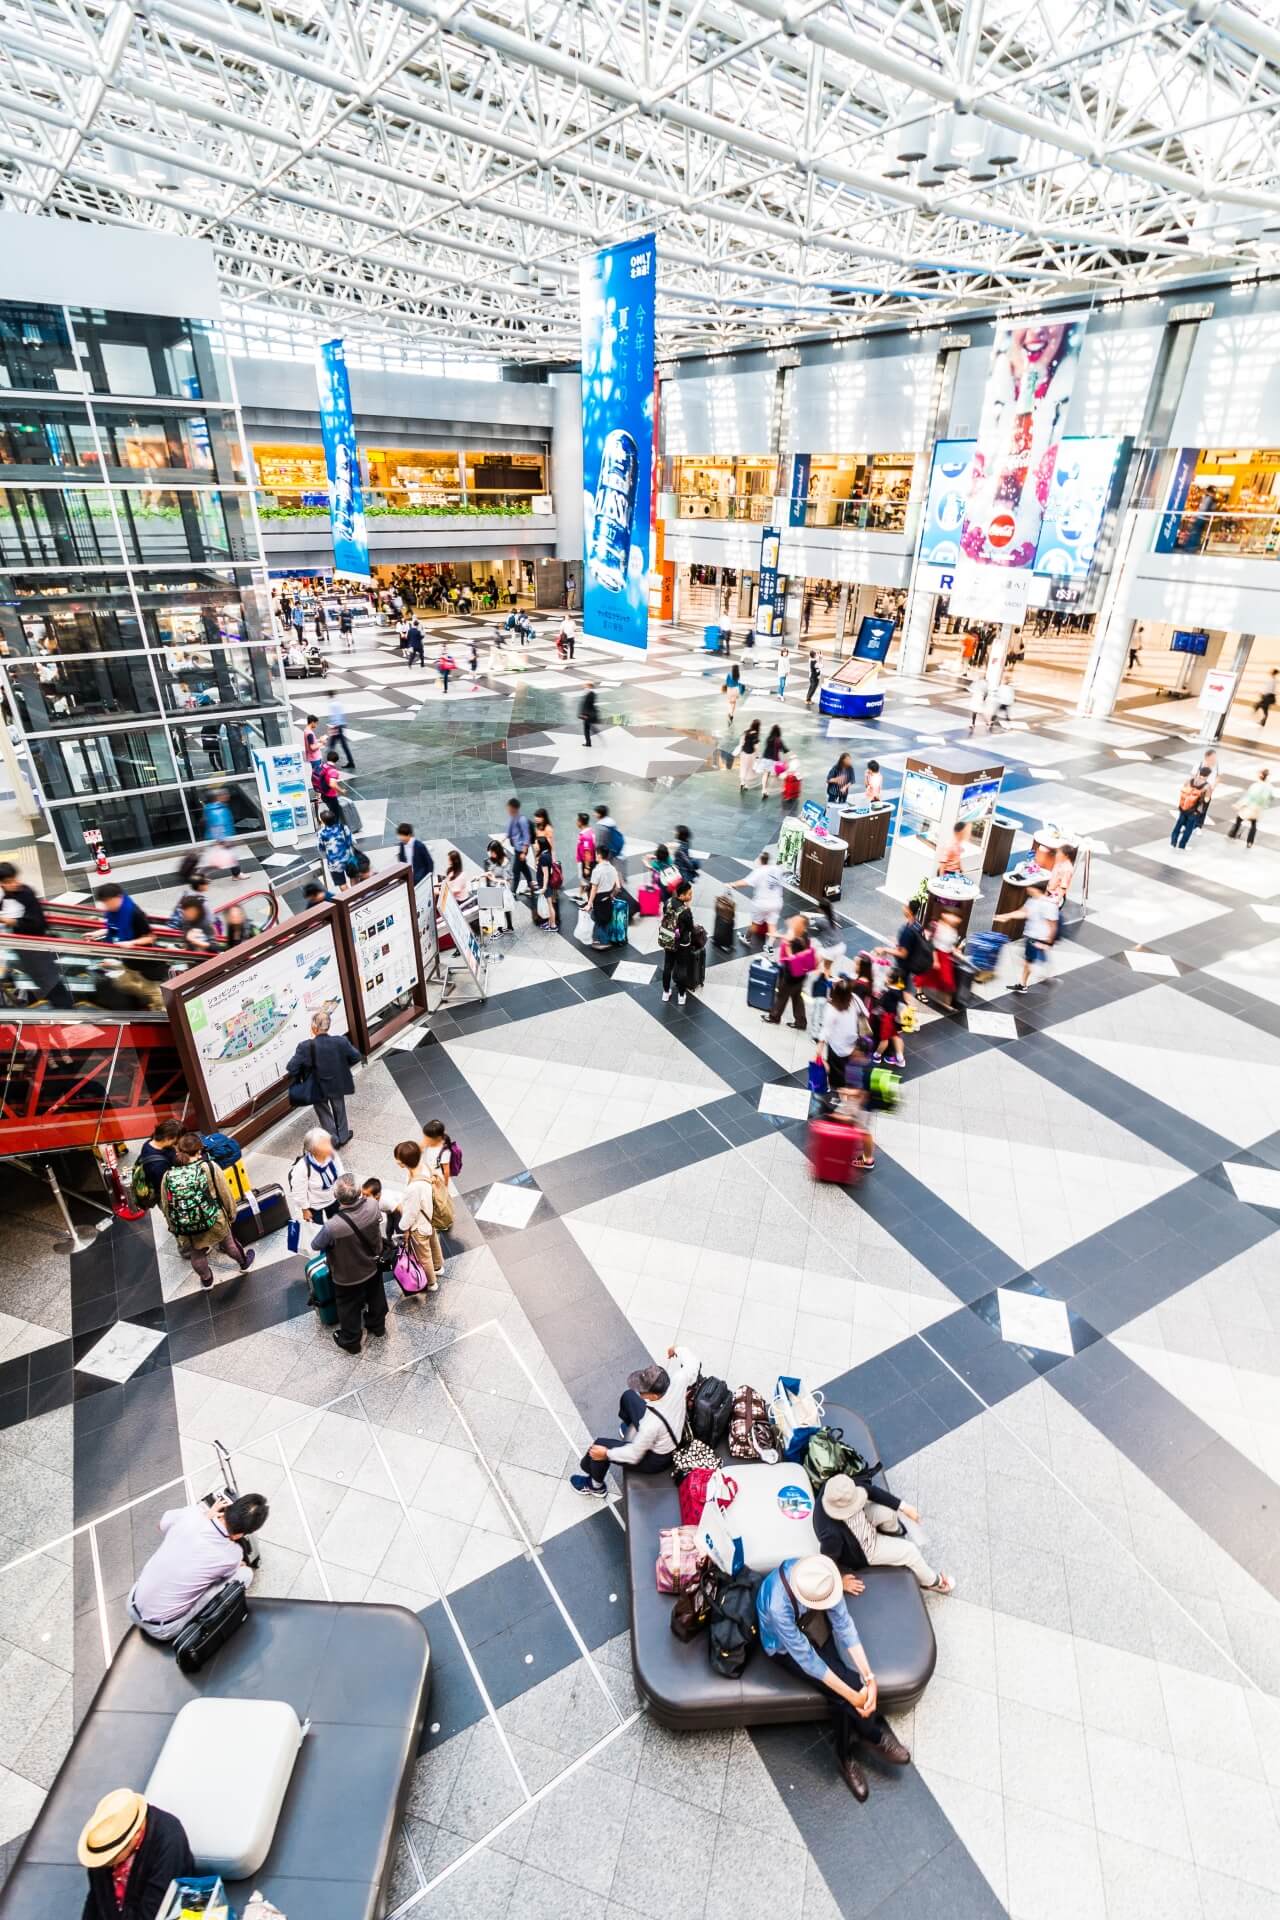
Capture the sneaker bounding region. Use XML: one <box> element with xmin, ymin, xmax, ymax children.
<box><xmin>570</xmin><ymin>1474</ymin><xmax>608</xmax><ymax>1498</ymax></box>
<box><xmin>238</xmin><ymin>1249</ymin><xmax>256</xmax><ymax>1273</ymax></box>
<box><xmin>662</xmin><ymin>988</ymin><xmax>672</xmax><ymax>1001</ymax></box>
<box><xmin>332</xmin><ymin>1332</ymin><xmax>361</xmax><ymax>1353</ymax></box>
<box><xmin>1011</xmin><ymin>983</ymin><xmax>1028</xmax><ymax>994</ymax></box>
<box><xmin>677</xmin><ymin>993</ymin><xmax>687</xmax><ymax>1006</ymax></box>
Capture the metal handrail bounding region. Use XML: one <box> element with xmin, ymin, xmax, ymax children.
<box><xmin>0</xmin><ymin>933</ymin><xmax>206</xmax><ymax>967</ymax></box>
<box><xmin>0</xmin><ymin>1002</ymin><xmax>171</xmax><ymax>1023</ymax></box>
<box><xmin>38</xmin><ymin>883</ymin><xmax>280</xmax><ymax>944</ymax></box>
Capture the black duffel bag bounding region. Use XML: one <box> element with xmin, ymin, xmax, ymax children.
<box><xmin>688</xmin><ymin>1374</ymin><xmax>734</xmax><ymax>1450</ymax></box>
<box><xmin>173</xmin><ymin>1576</ymin><xmax>249</xmax><ymax>1675</ymax></box>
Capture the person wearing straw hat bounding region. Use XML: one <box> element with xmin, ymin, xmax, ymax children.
<box><xmin>757</xmin><ymin>1553</ymin><xmax>911</xmax><ymax>1801</ymax></box>
<box><xmin>817</xmin><ymin>1475</ymin><xmax>956</xmax><ymax>1594</ymax></box>
<box><xmin>78</xmin><ymin>1788</ymin><xmax>193</xmax><ymax>1919</ymax></box>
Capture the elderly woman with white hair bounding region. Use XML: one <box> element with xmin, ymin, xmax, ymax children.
<box><xmin>756</xmin><ymin>1552</ymin><xmax>911</xmax><ymax>1803</ymax></box>
<box><xmin>286</xmin><ymin>1127</ymin><xmax>345</xmax><ymax>1233</ymax></box>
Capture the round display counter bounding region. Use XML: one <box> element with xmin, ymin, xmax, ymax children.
<box><xmin>923</xmin><ymin>872</ymin><xmax>980</xmax><ymax>940</ymax></box>
<box><xmin>819</xmin><ymin>683</ymin><xmax>885</xmax><ymax>720</ymax></box>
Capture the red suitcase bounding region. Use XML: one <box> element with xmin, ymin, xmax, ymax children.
<box><xmin>638</xmin><ymin>885</ymin><xmax>662</xmax><ymax>917</ymax></box>
<box><xmin>807</xmin><ymin>1118</ymin><xmax>872</xmax><ymax>1184</ymax></box>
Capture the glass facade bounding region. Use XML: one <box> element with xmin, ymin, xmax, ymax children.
<box><xmin>0</xmin><ymin>300</ymin><xmax>287</xmax><ymax>868</ymax></box>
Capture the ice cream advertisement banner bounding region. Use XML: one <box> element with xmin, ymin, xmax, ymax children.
<box><xmin>580</xmin><ymin>234</ymin><xmax>656</xmax><ymax>650</ymax></box>
<box><xmin>315</xmin><ymin>338</ymin><xmax>370</xmax><ymax>579</ymax></box>
<box><xmin>960</xmin><ymin>317</ymin><xmax>1085</xmax><ymax>571</ymax></box>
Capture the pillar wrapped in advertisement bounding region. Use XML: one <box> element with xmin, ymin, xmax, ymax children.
<box><xmin>580</xmin><ymin>234</ymin><xmax>655</xmax><ymax>650</ymax></box>
<box><xmin>315</xmin><ymin>338</ymin><xmax>370</xmax><ymax>579</ymax></box>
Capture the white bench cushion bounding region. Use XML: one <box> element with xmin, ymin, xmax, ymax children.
<box><xmin>146</xmin><ymin>1698</ymin><xmax>303</xmax><ymax>1880</ymax></box>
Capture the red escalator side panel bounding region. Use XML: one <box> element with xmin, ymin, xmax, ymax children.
<box><xmin>0</xmin><ymin>1019</ymin><xmax>193</xmax><ymax>1155</ymax></box>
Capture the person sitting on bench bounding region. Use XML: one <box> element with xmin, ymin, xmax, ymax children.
<box><xmin>757</xmin><ymin>1553</ymin><xmax>911</xmax><ymax>1803</ymax></box>
<box><xmin>125</xmin><ymin>1491</ymin><xmax>268</xmax><ymax>1642</ymax></box>
<box><xmin>569</xmin><ymin>1346</ymin><xmax>700</xmax><ymax>1499</ymax></box>
<box><xmin>817</xmin><ymin>1475</ymin><xmax>955</xmax><ymax>1595</ymax></box>
<box><xmin>78</xmin><ymin>1787</ymin><xmax>194</xmax><ymax>1920</ymax></box>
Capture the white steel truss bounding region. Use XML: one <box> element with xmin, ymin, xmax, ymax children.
<box><xmin>1</xmin><ymin>0</ymin><xmax>1279</xmax><ymax>361</ymax></box>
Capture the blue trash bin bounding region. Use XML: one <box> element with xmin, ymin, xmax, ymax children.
<box><xmin>703</xmin><ymin>624</ymin><xmax>723</xmax><ymax>653</ymax></box>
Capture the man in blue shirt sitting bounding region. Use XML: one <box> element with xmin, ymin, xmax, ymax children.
<box><xmin>757</xmin><ymin>1553</ymin><xmax>910</xmax><ymax>1802</ymax></box>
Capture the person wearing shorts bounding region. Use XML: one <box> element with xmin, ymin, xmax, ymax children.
<box><xmin>995</xmin><ymin>883</ymin><xmax>1059</xmax><ymax>994</ymax></box>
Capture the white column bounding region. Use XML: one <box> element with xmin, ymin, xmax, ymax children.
<box><xmin>1076</xmin><ymin>507</ymin><xmax>1152</xmax><ymax>718</ymax></box>
<box><xmin>984</xmin><ymin>624</ymin><xmax>1012</xmax><ymax>689</ymax></box>
<box><xmin>899</xmin><ymin>584</ymin><xmax>936</xmax><ymax>677</ymax></box>
<box><xmin>548</xmin><ymin>369</ymin><xmax>583</xmax><ymax>565</ymax></box>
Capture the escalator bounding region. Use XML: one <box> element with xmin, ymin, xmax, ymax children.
<box><xmin>0</xmin><ymin>888</ymin><xmax>280</xmax><ymax>1156</ymax></box>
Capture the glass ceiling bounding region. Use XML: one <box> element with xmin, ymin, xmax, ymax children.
<box><xmin>0</xmin><ymin>0</ymin><xmax>1278</xmax><ymax>362</ymax></box>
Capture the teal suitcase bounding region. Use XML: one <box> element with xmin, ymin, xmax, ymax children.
<box><xmin>305</xmin><ymin>1250</ymin><xmax>337</xmax><ymax>1326</ymax></box>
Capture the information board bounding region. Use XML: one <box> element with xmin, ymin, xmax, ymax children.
<box><xmin>184</xmin><ymin>921</ymin><xmax>346</xmax><ymax>1123</ymax></box>
<box><xmin>349</xmin><ymin>885</ymin><xmax>418</xmax><ymax>1023</ymax></box>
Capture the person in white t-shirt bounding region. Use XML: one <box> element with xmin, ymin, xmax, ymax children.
<box><xmin>587</xmin><ymin>854</ymin><xmax>620</xmax><ymax>948</ymax></box>
<box><xmin>731</xmin><ymin>850</ymin><xmax>784</xmax><ymax>943</ymax></box>
<box><xmin>995</xmin><ymin>882</ymin><xmax>1060</xmax><ymax>993</ymax></box>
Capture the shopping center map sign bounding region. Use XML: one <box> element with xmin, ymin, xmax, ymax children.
<box><xmin>183</xmin><ymin>922</ymin><xmax>347</xmax><ymax>1123</ymax></box>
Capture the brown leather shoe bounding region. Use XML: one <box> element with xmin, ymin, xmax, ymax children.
<box><xmin>839</xmin><ymin>1755</ymin><xmax>869</xmax><ymax>1801</ymax></box>
<box><xmin>876</xmin><ymin>1731</ymin><xmax>911</xmax><ymax>1766</ymax></box>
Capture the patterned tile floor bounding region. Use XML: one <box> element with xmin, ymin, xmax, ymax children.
<box><xmin>2</xmin><ymin>614</ymin><xmax>1280</xmax><ymax>1917</ymax></box>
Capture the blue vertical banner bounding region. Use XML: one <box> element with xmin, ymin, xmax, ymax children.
<box><xmin>315</xmin><ymin>339</ymin><xmax>370</xmax><ymax>578</ymax></box>
<box><xmin>580</xmin><ymin>234</ymin><xmax>655</xmax><ymax>650</ymax></box>
<box><xmin>1155</xmin><ymin>446</ymin><xmax>1200</xmax><ymax>553</ymax></box>
<box><xmin>788</xmin><ymin>454</ymin><xmax>811</xmax><ymax>528</ymax></box>
<box><xmin>755</xmin><ymin>526</ymin><xmax>782</xmax><ymax>636</ymax></box>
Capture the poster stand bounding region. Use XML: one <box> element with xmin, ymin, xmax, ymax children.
<box><xmin>164</xmin><ymin>866</ymin><xmax>428</xmax><ymax>1142</ymax></box>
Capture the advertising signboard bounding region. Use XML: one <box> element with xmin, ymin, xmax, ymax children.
<box><xmin>349</xmin><ymin>885</ymin><xmax>419</xmax><ymax>1026</ymax></box>
<box><xmin>1034</xmin><ymin>436</ymin><xmax>1124</xmax><ymax>579</ymax></box>
<box><xmin>251</xmin><ymin>744</ymin><xmax>310</xmax><ymax>846</ymax></box>
<box><xmin>1155</xmin><ymin>447</ymin><xmax>1200</xmax><ymax>553</ymax></box>
<box><xmin>580</xmin><ymin>234</ymin><xmax>656</xmax><ymax>649</ymax></box>
<box><xmin>755</xmin><ymin>526</ymin><xmax>782</xmax><ymax>636</ymax></box>
<box><xmin>182</xmin><ymin>921</ymin><xmax>347</xmax><ymax>1125</ymax></box>
<box><xmin>961</xmin><ymin>318</ymin><xmax>1085</xmax><ymax>570</ymax></box>
<box><xmin>315</xmin><ymin>338</ymin><xmax>370</xmax><ymax>579</ymax></box>
<box><xmin>918</xmin><ymin>439</ymin><xmax>976</xmax><ymax>568</ymax></box>
<box><xmin>853</xmin><ymin>616</ymin><xmax>895</xmax><ymax>661</ymax></box>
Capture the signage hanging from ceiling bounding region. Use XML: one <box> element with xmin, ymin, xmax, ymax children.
<box><xmin>961</xmin><ymin>316</ymin><xmax>1085</xmax><ymax>572</ymax></box>
<box><xmin>580</xmin><ymin>233</ymin><xmax>656</xmax><ymax>651</ymax></box>
<box><xmin>315</xmin><ymin>339</ymin><xmax>371</xmax><ymax>579</ymax></box>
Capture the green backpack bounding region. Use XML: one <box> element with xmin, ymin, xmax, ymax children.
<box><xmin>131</xmin><ymin>1160</ymin><xmax>158</xmax><ymax>1209</ymax></box>
<box><xmin>658</xmin><ymin>896</ymin><xmax>680</xmax><ymax>953</ymax></box>
<box><xmin>804</xmin><ymin>1426</ymin><xmax>870</xmax><ymax>1489</ymax></box>
<box><xmin>162</xmin><ymin>1161</ymin><xmax>223</xmax><ymax>1237</ymax></box>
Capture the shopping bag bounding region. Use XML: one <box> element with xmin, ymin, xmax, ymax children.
<box><xmin>574</xmin><ymin>906</ymin><xmax>594</xmax><ymax>944</ymax></box>
<box><xmin>286</xmin><ymin>1218</ymin><xmax>301</xmax><ymax>1254</ymax></box>
<box><xmin>771</xmin><ymin>1376</ymin><xmax>825</xmax><ymax>1462</ymax></box>
<box><xmin>808</xmin><ymin>1054</ymin><xmax>828</xmax><ymax>1096</ymax></box>
<box><xmin>697</xmin><ymin>1469</ymin><xmax>744</xmax><ymax>1576</ymax></box>
<box><xmin>655</xmin><ymin>1525</ymin><xmax>704</xmax><ymax>1593</ymax></box>
<box><xmin>393</xmin><ymin>1243</ymin><xmax>433</xmax><ymax>1295</ymax></box>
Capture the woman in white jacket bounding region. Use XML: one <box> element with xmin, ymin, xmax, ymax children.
<box><xmin>393</xmin><ymin>1139</ymin><xmax>446</xmax><ymax>1291</ymax></box>
<box><xmin>287</xmin><ymin>1129</ymin><xmax>345</xmax><ymax>1231</ymax></box>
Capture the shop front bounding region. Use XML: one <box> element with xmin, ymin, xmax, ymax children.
<box><xmin>667</xmin><ymin>455</ymin><xmax>778</xmax><ymax>522</ymax></box>
<box><xmin>797</xmin><ymin>453</ymin><xmax>916</xmax><ymax>532</ymax></box>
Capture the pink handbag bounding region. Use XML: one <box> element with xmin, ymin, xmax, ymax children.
<box><xmin>783</xmin><ymin>944</ymin><xmax>818</xmax><ymax>978</ymax></box>
<box><xmin>393</xmin><ymin>1243</ymin><xmax>433</xmax><ymax>1295</ymax></box>
<box><xmin>655</xmin><ymin>1525</ymin><xmax>704</xmax><ymax>1594</ymax></box>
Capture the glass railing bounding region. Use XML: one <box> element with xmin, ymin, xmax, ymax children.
<box><xmin>1155</xmin><ymin>507</ymin><xmax>1280</xmax><ymax>558</ymax></box>
<box><xmin>0</xmin><ymin>1006</ymin><xmax>193</xmax><ymax>1153</ymax></box>
<box><xmin>256</xmin><ymin>490</ymin><xmax>539</xmax><ymax>523</ymax></box>
<box><xmin>798</xmin><ymin>496</ymin><xmax>909</xmax><ymax>532</ymax></box>
<box><xmin>674</xmin><ymin>493</ymin><xmax>775</xmax><ymax>522</ymax></box>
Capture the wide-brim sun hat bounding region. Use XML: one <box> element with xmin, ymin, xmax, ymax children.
<box><xmin>77</xmin><ymin>1788</ymin><xmax>147</xmax><ymax>1869</ymax></box>
<box><xmin>821</xmin><ymin>1474</ymin><xmax>869</xmax><ymax>1521</ymax></box>
<box><xmin>788</xmin><ymin>1554</ymin><xmax>845</xmax><ymax>1610</ymax></box>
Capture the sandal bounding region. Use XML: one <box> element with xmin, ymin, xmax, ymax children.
<box><xmin>929</xmin><ymin>1574</ymin><xmax>956</xmax><ymax>1595</ymax></box>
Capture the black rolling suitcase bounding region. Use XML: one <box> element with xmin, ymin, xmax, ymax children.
<box><xmin>713</xmin><ymin>894</ymin><xmax>736</xmax><ymax>952</ymax></box>
<box><xmin>232</xmin><ymin>1181</ymin><xmax>289</xmax><ymax>1244</ymax></box>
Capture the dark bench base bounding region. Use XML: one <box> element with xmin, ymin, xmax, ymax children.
<box><xmin>0</xmin><ymin>1599</ymin><xmax>431</xmax><ymax>1920</ymax></box>
<box><xmin>624</xmin><ymin>1404</ymin><xmax>936</xmax><ymax>1730</ymax></box>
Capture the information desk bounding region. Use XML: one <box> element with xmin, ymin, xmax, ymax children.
<box><xmin>923</xmin><ymin>872</ymin><xmax>980</xmax><ymax>940</ymax></box>
<box><xmin>835</xmin><ymin>803</ymin><xmax>893</xmax><ymax>867</ymax></box>
<box><xmin>983</xmin><ymin>814</ymin><xmax>1019</xmax><ymax>877</ymax></box>
<box><xmin>797</xmin><ymin>832</ymin><xmax>846</xmax><ymax>904</ymax></box>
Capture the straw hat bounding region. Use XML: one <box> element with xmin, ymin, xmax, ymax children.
<box><xmin>788</xmin><ymin>1554</ymin><xmax>845</xmax><ymax>1611</ymax></box>
<box><xmin>821</xmin><ymin>1474</ymin><xmax>869</xmax><ymax>1521</ymax></box>
<box><xmin>77</xmin><ymin>1789</ymin><xmax>147</xmax><ymax>1869</ymax></box>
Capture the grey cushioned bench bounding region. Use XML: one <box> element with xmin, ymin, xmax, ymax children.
<box><xmin>0</xmin><ymin>1599</ymin><xmax>431</xmax><ymax>1920</ymax></box>
<box><xmin>624</xmin><ymin>1404</ymin><xmax>936</xmax><ymax>1730</ymax></box>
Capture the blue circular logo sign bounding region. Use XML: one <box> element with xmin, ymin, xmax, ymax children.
<box><xmin>777</xmin><ymin>1483</ymin><xmax>813</xmax><ymax>1519</ymax></box>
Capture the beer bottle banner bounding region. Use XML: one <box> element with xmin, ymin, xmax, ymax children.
<box><xmin>579</xmin><ymin>234</ymin><xmax>656</xmax><ymax>651</ymax></box>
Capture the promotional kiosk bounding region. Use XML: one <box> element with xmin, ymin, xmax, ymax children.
<box><xmin>834</xmin><ymin>801</ymin><xmax>894</xmax><ymax>867</ymax></box>
<box><xmin>818</xmin><ymin>657</ymin><xmax>885</xmax><ymax>721</ymax></box>
<box><xmin>884</xmin><ymin>747</ymin><xmax>1006</xmax><ymax>906</ymax></box>
<box><xmin>995</xmin><ymin>828</ymin><xmax>1083</xmax><ymax>923</ymax></box>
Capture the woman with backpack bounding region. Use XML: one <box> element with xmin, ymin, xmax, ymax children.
<box><xmin>159</xmin><ymin>1131</ymin><xmax>256</xmax><ymax>1290</ymax></box>
<box><xmin>659</xmin><ymin>879</ymin><xmax>697</xmax><ymax>1006</ymax></box>
<box><xmin>1171</xmin><ymin>764</ymin><xmax>1211</xmax><ymax>850</ymax></box>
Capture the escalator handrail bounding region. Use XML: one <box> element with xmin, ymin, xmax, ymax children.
<box><xmin>0</xmin><ymin>1004</ymin><xmax>171</xmax><ymax>1024</ymax></box>
<box><xmin>0</xmin><ymin>932</ymin><xmax>210</xmax><ymax>969</ymax></box>
<box><xmin>30</xmin><ymin>885</ymin><xmax>280</xmax><ymax>952</ymax></box>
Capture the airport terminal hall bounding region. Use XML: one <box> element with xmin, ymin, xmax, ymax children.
<box><xmin>6</xmin><ymin>3</ymin><xmax>1280</xmax><ymax>1917</ymax></box>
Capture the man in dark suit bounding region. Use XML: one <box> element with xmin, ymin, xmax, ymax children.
<box><xmin>286</xmin><ymin>1010</ymin><xmax>362</xmax><ymax>1147</ymax></box>
<box><xmin>78</xmin><ymin>1788</ymin><xmax>193</xmax><ymax>1920</ymax></box>
<box><xmin>396</xmin><ymin>822</ymin><xmax>433</xmax><ymax>886</ymax></box>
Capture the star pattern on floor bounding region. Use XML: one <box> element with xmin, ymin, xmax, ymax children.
<box><xmin>507</xmin><ymin>723</ymin><xmax>709</xmax><ymax>780</ymax></box>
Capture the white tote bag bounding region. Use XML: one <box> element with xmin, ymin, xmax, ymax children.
<box><xmin>770</xmin><ymin>1377</ymin><xmax>824</xmax><ymax>1451</ymax></box>
<box><xmin>574</xmin><ymin>906</ymin><xmax>595</xmax><ymax>944</ymax></box>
